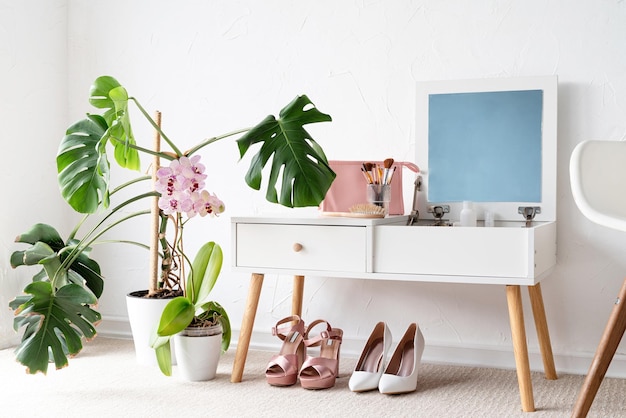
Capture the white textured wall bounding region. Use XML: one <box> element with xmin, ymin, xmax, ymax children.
<box><xmin>4</xmin><ymin>0</ymin><xmax>626</xmax><ymax>376</ymax></box>
<box><xmin>0</xmin><ymin>1</ymin><xmax>68</xmax><ymax>348</ymax></box>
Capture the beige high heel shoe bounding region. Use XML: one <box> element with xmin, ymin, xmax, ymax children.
<box><xmin>265</xmin><ymin>315</ymin><xmax>306</xmax><ymax>386</ymax></box>
<box><xmin>299</xmin><ymin>319</ymin><xmax>343</xmax><ymax>390</ymax></box>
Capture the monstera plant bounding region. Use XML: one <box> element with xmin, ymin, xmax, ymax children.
<box><xmin>9</xmin><ymin>75</ymin><xmax>335</xmax><ymax>374</ymax></box>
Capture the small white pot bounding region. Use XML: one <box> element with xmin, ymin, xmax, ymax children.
<box><xmin>174</xmin><ymin>323</ymin><xmax>222</xmax><ymax>381</ymax></box>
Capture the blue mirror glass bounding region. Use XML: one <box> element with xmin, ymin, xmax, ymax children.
<box><xmin>427</xmin><ymin>89</ymin><xmax>543</xmax><ymax>203</ymax></box>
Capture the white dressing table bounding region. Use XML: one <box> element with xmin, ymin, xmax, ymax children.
<box><xmin>230</xmin><ymin>75</ymin><xmax>558</xmax><ymax>413</ymax></box>
<box><xmin>229</xmin><ymin>214</ymin><xmax>557</xmax><ymax>413</ymax></box>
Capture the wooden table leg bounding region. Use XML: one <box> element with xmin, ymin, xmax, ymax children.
<box><xmin>292</xmin><ymin>275</ymin><xmax>305</xmax><ymax>317</ymax></box>
<box><xmin>231</xmin><ymin>273</ymin><xmax>264</xmax><ymax>383</ymax></box>
<box><xmin>528</xmin><ymin>283</ymin><xmax>557</xmax><ymax>380</ymax></box>
<box><xmin>572</xmin><ymin>278</ymin><xmax>626</xmax><ymax>418</ymax></box>
<box><xmin>506</xmin><ymin>285</ymin><xmax>535</xmax><ymax>412</ymax></box>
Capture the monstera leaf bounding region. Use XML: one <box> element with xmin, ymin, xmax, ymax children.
<box><xmin>63</xmin><ymin>248</ymin><xmax>104</xmax><ymax>299</ymax></box>
<box><xmin>57</xmin><ymin>76</ymin><xmax>141</xmax><ymax>215</ymax></box>
<box><xmin>10</xmin><ymin>281</ymin><xmax>101</xmax><ymax>374</ymax></box>
<box><xmin>57</xmin><ymin>115</ymin><xmax>112</xmax><ymax>214</ymax></box>
<box><xmin>89</xmin><ymin>76</ymin><xmax>141</xmax><ymax>171</ymax></box>
<box><xmin>237</xmin><ymin>95</ymin><xmax>335</xmax><ymax>207</ymax></box>
<box><xmin>9</xmin><ymin>224</ymin><xmax>104</xmax><ymax>374</ymax></box>
<box><xmin>11</xmin><ymin>222</ymin><xmax>65</xmax><ymax>250</ymax></box>
<box><xmin>11</xmin><ymin>223</ymin><xmax>104</xmax><ymax>298</ymax></box>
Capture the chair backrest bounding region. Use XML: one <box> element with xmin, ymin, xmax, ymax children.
<box><xmin>570</xmin><ymin>140</ymin><xmax>626</xmax><ymax>232</ymax></box>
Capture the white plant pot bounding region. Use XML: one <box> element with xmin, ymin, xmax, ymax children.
<box><xmin>174</xmin><ymin>324</ymin><xmax>222</xmax><ymax>381</ymax></box>
<box><xmin>126</xmin><ymin>291</ymin><xmax>176</xmax><ymax>366</ymax></box>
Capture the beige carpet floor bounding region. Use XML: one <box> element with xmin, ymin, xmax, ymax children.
<box><xmin>1</xmin><ymin>337</ymin><xmax>624</xmax><ymax>417</ymax></box>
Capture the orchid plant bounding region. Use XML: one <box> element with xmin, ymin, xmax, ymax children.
<box><xmin>154</xmin><ymin>154</ymin><xmax>226</xmax><ymax>294</ymax></box>
<box><xmin>151</xmin><ymin>154</ymin><xmax>230</xmax><ymax>376</ymax></box>
<box><xmin>156</xmin><ymin>155</ymin><xmax>225</xmax><ymax>220</ymax></box>
<box><xmin>9</xmin><ymin>75</ymin><xmax>335</xmax><ymax>374</ymax></box>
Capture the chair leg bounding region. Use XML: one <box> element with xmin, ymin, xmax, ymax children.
<box><xmin>572</xmin><ymin>278</ymin><xmax>626</xmax><ymax>418</ymax></box>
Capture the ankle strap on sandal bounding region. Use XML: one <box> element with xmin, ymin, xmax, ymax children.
<box><xmin>304</xmin><ymin>319</ymin><xmax>342</xmax><ymax>347</ymax></box>
<box><xmin>271</xmin><ymin>315</ymin><xmax>303</xmax><ymax>341</ymax></box>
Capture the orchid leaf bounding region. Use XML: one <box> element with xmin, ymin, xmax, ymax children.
<box><xmin>236</xmin><ymin>95</ymin><xmax>335</xmax><ymax>208</ymax></box>
<box><xmin>153</xmin><ymin>339</ymin><xmax>173</xmax><ymax>376</ymax></box>
<box><xmin>187</xmin><ymin>242</ymin><xmax>222</xmax><ymax>307</ymax></box>
<box><xmin>157</xmin><ymin>297</ymin><xmax>195</xmax><ymax>336</ymax></box>
<box><xmin>150</xmin><ymin>330</ymin><xmax>174</xmax><ymax>376</ymax></box>
<box><xmin>199</xmin><ymin>301</ymin><xmax>231</xmax><ymax>353</ymax></box>
<box><xmin>11</xmin><ymin>281</ymin><xmax>100</xmax><ymax>375</ymax></box>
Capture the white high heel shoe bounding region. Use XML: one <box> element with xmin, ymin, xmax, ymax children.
<box><xmin>378</xmin><ymin>323</ymin><xmax>425</xmax><ymax>394</ymax></box>
<box><xmin>348</xmin><ymin>322</ymin><xmax>392</xmax><ymax>392</ymax></box>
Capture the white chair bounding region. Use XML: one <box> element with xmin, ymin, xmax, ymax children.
<box><xmin>569</xmin><ymin>139</ymin><xmax>626</xmax><ymax>417</ymax></box>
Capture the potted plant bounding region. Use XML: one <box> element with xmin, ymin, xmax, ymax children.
<box><xmin>8</xmin><ymin>75</ymin><xmax>335</xmax><ymax>374</ymax></box>
<box><xmin>152</xmin><ymin>240</ymin><xmax>228</xmax><ymax>380</ymax></box>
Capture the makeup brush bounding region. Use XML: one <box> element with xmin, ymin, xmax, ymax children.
<box><xmin>386</xmin><ymin>166</ymin><xmax>397</xmax><ymax>185</ymax></box>
<box><xmin>361</xmin><ymin>166</ymin><xmax>373</xmax><ymax>184</ymax></box>
<box><xmin>364</xmin><ymin>162</ymin><xmax>375</xmax><ymax>184</ymax></box>
<box><xmin>383</xmin><ymin>158</ymin><xmax>394</xmax><ymax>185</ymax></box>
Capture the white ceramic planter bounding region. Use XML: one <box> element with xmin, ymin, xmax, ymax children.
<box><xmin>174</xmin><ymin>324</ymin><xmax>222</xmax><ymax>381</ymax></box>
<box><xmin>126</xmin><ymin>291</ymin><xmax>176</xmax><ymax>366</ymax></box>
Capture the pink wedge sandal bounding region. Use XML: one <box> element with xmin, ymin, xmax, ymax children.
<box><xmin>299</xmin><ymin>319</ymin><xmax>343</xmax><ymax>390</ymax></box>
<box><xmin>265</xmin><ymin>315</ymin><xmax>306</xmax><ymax>386</ymax></box>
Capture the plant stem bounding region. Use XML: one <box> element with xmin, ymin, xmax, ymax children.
<box><xmin>176</xmin><ymin>212</ymin><xmax>185</xmax><ymax>290</ymax></box>
<box><xmin>129</xmin><ymin>97</ymin><xmax>183</xmax><ymax>157</ymax></box>
<box><xmin>54</xmin><ymin>192</ymin><xmax>157</xmax><ymax>285</ymax></box>
<box><xmin>184</xmin><ymin>127</ymin><xmax>251</xmax><ymax>156</ymax></box>
<box><xmin>68</xmin><ymin>175</ymin><xmax>152</xmax><ymax>242</ymax></box>
<box><xmin>158</xmin><ymin>212</ymin><xmax>174</xmax><ymax>291</ymax></box>
<box><xmin>110</xmin><ymin>175</ymin><xmax>152</xmax><ymax>195</ymax></box>
<box><xmin>91</xmin><ymin>240</ymin><xmax>154</xmax><ymax>252</ymax></box>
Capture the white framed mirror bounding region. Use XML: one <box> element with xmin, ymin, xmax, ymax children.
<box><xmin>415</xmin><ymin>75</ymin><xmax>558</xmax><ymax>223</ymax></box>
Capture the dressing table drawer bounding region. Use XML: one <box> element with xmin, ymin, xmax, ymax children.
<box><xmin>373</xmin><ymin>222</ymin><xmax>556</xmax><ymax>279</ymax></box>
<box><xmin>234</xmin><ymin>223</ymin><xmax>367</xmax><ymax>272</ymax></box>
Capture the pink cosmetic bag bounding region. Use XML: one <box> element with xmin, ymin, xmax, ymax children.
<box><xmin>320</xmin><ymin>160</ymin><xmax>419</xmax><ymax>215</ymax></box>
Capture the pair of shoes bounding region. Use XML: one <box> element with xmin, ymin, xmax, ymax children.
<box><xmin>348</xmin><ymin>322</ymin><xmax>425</xmax><ymax>395</ymax></box>
<box><xmin>265</xmin><ymin>315</ymin><xmax>343</xmax><ymax>389</ymax></box>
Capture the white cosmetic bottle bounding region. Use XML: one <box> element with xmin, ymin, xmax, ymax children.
<box><xmin>460</xmin><ymin>201</ymin><xmax>477</xmax><ymax>227</ymax></box>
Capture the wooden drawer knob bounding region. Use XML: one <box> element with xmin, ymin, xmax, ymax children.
<box><xmin>293</xmin><ymin>243</ymin><xmax>303</xmax><ymax>252</ymax></box>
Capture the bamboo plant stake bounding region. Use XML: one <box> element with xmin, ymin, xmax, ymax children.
<box><xmin>148</xmin><ymin>111</ymin><xmax>161</xmax><ymax>296</ymax></box>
